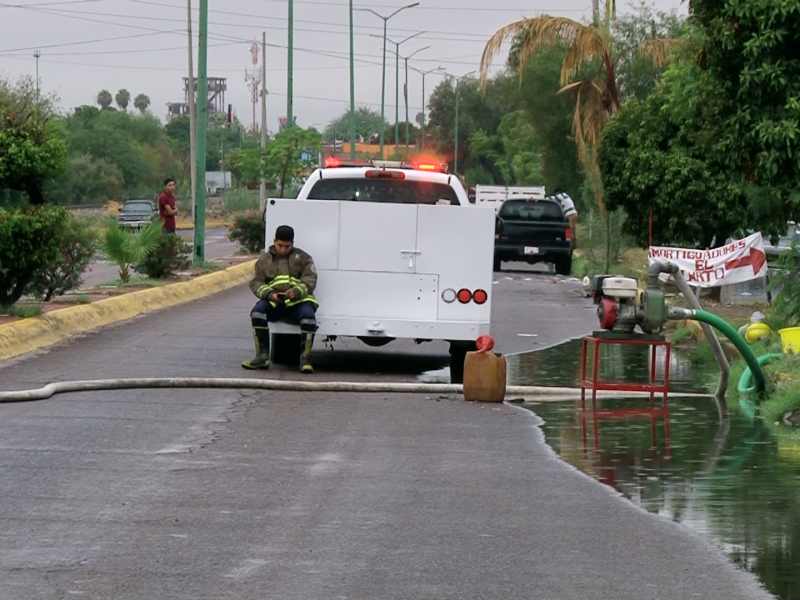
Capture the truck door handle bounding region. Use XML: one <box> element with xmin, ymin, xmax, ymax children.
<box><xmin>400</xmin><ymin>250</ymin><xmax>421</xmax><ymax>255</ymax></box>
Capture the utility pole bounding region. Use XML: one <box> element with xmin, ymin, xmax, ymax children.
<box><xmin>193</xmin><ymin>0</ymin><xmax>209</xmax><ymax>264</ymax></box>
<box><xmin>401</xmin><ymin>45</ymin><xmax>429</xmax><ymax>159</ymax></box>
<box><xmin>348</xmin><ymin>0</ymin><xmax>356</xmax><ymax>158</ymax></box>
<box><xmin>187</xmin><ymin>0</ymin><xmax>197</xmax><ymax>221</ymax></box>
<box><xmin>359</xmin><ymin>3</ymin><xmax>420</xmax><ymax>159</ymax></box>
<box><xmin>287</xmin><ymin>0</ymin><xmax>293</xmax><ymax>129</ymax></box>
<box><xmin>33</xmin><ymin>50</ymin><xmax>40</xmax><ymax>97</ymax></box>
<box><xmin>260</xmin><ymin>31</ymin><xmax>268</xmax><ymax>211</ymax></box>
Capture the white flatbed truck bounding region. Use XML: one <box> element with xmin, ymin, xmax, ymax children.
<box><xmin>475</xmin><ymin>184</ymin><xmax>547</xmax><ymax>212</ymax></box>
<box><xmin>263</xmin><ymin>158</ymin><xmax>496</xmax><ymax>383</ymax></box>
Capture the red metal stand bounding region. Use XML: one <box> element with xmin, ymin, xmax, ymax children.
<box><xmin>580</xmin><ymin>334</ymin><xmax>671</xmax><ymax>455</ymax></box>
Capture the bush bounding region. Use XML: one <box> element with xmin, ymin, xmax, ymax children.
<box><xmin>228</xmin><ymin>210</ymin><xmax>265</xmax><ymax>253</ymax></box>
<box><xmin>25</xmin><ymin>213</ymin><xmax>98</xmax><ymax>301</ymax></box>
<box><xmin>0</xmin><ymin>206</ymin><xmax>66</xmax><ymax>306</ymax></box>
<box><xmin>134</xmin><ymin>232</ymin><xmax>192</xmax><ymax>279</ymax></box>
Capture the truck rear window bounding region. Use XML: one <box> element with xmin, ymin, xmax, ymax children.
<box><xmin>498</xmin><ymin>200</ymin><xmax>564</xmax><ymax>222</ymax></box>
<box><xmin>307</xmin><ymin>177</ymin><xmax>459</xmax><ymax>205</ymax></box>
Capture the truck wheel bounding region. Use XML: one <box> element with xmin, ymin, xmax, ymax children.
<box><xmin>449</xmin><ymin>340</ymin><xmax>478</xmax><ymax>384</ymax></box>
<box><xmin>555</xmin><ymin>256</ymin><xmax>573</xmax><ymax>276</ymax></box>
<box><xmin>493</xmin><ymin>256</ymin><xmax>502</xmax><ymax>272</ymax></box>
<box><xmin>270</xmin><ymin>333</ymin><xmax>301</xmax><ymax>365</ymax></box>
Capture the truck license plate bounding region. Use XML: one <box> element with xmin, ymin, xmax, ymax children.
<box><xmin>524</xmin><ymin>246</ymin><xmax>539</xmax><ymax>255</ymax></box>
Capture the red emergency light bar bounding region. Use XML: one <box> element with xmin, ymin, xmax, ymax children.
<box><xmin>324</xmin><ymin>156</ymin><xmax>449</xmax><ymax>173</ymax></box>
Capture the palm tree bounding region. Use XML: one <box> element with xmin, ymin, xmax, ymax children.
<box><xmin>96</xmin><ymin>89</ymin><xmax>113</xmax><ymax>109</ymax></box>
<box><xmin>98</xmin><ymin>219</ymin><xmax>162</xmax><ymax>282</ymax></box>
<box><xmin>479</xmin><ymin>0</ymin><xmax>675</xmax><ymax>216</ymax></box>
<box><xmin>134</xmin><ymin>93</ymin><xmax>151</xmax><ymax>115</ymax></box>
<box><xmin>115</xmin><ymin>88</ymin><xmax>131</xmax><ymax>111</ymax></box>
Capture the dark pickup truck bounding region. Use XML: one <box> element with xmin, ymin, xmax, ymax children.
<box><xmin>494</xmin><ymin>198</ymin><xmax>573</xmax><ymax>275</ymax></box>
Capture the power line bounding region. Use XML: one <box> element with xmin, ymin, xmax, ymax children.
<box><xmin>29</xmin><ymin>3</ymin><xmax>492</xmax><ymax>45</ymax></box>
<box><xmin>0</xmin><ymin>29</ymin><xmax>178</xmax><ymax>53</ymax></box>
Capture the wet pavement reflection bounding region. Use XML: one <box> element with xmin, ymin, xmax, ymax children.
<box><xmin>507</xmin><ymin>338</ymin><xmax>702</xmax><ymax>394</ymax></box>
<box><xmin>514</xmin><ymin>341</ymin><xmax>800</xmax><ymax>600</ymax></box>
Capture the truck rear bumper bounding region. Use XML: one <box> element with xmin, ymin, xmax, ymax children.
<box><xmin>495</xmin><ymin>243</ymin><xmax>571</xmax><ymax>262</ymax></box>
<box><xmin>269</xmin><ymin>317</ymin><xmax>489</xmax><ymax>341</ymax></box>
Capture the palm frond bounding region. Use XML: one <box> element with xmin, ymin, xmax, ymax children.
<box><xmin>560</xmin><ymin>25</ymin><xmax>610</xmax><ymax>87</ymax></box>
<box><xmin>479</xmin><ymin>16</ymin><xmax>584</xmax><ymax>93</ymax></box>
<box><xmin>637</xmin><ymin>38</ymin><xmax>687</xmax><ymax>69</ymax></box>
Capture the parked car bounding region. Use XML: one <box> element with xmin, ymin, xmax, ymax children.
<box><xmin>493</xmin><ymin>198</ymin><xmax>573</xmax><ymax>275</ymax></box>
<box><xmin>117</xmin><ymin>199</ymin><xmax>157</xmax><ymax>230</ymax></box>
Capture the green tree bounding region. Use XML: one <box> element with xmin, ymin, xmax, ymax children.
<box><xmin>0</xmin><ymin>76</ymin><xmax>68</xmax><ymax>205</ymax></box>
<box><xmin>96</xmin><ymin>89</ymin><xmax>113</xmax><ymax>109</ymax></box>
<box><xmin>134</xmin><ymin>93</ymin><xmax>150</xmax><ymax>115</ymax></box>
<box><xmin>470</xmin><ymin>110</ymin><xmax>543</xmax><ymax>186</ymax></box>
<box><xmin>115</xmin><ymin>89</ymin><xmax>131</xmax><ymax>111</ymax></box>
<box><xmin>0</xmin><ymin>206</ymin><xmax>65</xmax><ymax>305</ymax></box>
<box><xmin>235</xmin><ymin>127</ymin><xmax>322</xmax><ymax>197</ymax></box>
<box><xmin>479</xmin><ymin>0</ymin><xmax>680</xmax><ymax>216</ymax></box>
<box><xmin>690</xmin><ymin>0</ymin><xmax>800</xmax><ymax>233</ymax></box>
<box><xmin>324</xmin><ymin>106</ymin><xmax>386</xmax><ymax>141</ymax></box>
<box><xmin>56</xmin><ymin>106</ymin><xmax>179</xmax><ymax>202</ymax></box>
<box><xmin>599</xmin><ymin>55</ymin><xmax>748</xmax><ymax>248</ymax></box>
<box><xmin>427</xmin><ymin>73</ymin><xmax>518</xmax><ymax>180</ymax></box>
<box><xmin>264</xmin><ymin>126</ymin><xmax>322</xmax><ymax>197</ymax></box>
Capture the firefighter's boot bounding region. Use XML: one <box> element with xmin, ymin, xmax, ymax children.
<box><xmin>242</xmin><ymin>326</ymin><xmax>270</xmax><ymax>370</ymax></box>
<box><xmin>299</xmin><ymin>331</ymin><xmax>315</xmax><ymax>374</ymax></box>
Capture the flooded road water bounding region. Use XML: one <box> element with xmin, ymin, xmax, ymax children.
<box><xmin>510</xmin><ymin>339</ymin><xmax>800</xmax><ymax>600</ymax></box>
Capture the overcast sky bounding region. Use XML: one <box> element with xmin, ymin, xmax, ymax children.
<box><xmin>0</xmin><ymin>0</ymin><xmax>686</xmax><ymax>133</ymax></box>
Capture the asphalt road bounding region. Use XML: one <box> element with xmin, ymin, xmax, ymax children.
<box><xmin>83</xmin><ymin>227</ymin><xmax>239</xmax><ymax>288</ymax></box>
<box><xmin>0</xmin><ymin>266</ymin><xmax>772</xmax><ymax>600</ymax></box>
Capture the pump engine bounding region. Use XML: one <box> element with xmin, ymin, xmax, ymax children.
<box><xmin>590</xmin><ymin>275</ymin><xmax>667</xmax><ymax>335</ymax></box>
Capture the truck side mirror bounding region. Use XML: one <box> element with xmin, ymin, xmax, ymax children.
<box><xmin>495</xmin><ymin>217</ymin><xmax>504</xmax><ymax>235</ymax></box>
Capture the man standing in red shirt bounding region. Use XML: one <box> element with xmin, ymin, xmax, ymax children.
<box><xmin>158</xmin><ymin>178</ymin><xmax>178</xmax><ymax>234</ymax></box>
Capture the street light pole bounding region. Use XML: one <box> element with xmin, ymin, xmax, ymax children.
<box><xmin>287</xmin><ymin>0</ymin><xmax>294</xmax><ymax>129</ymax></box>
<box><xmin>373</xmin><ymin>32</ymin><xmax>424</xmax><ymax>158</ymax></box>
<box><xmin>194</xmin><ymin>0</ymin><xmax>209</xmax><ymax>264</ymax></box>
<box><xmin>400</xmin><ymin>45</ymin><xmax>429</xmax><ymax>159</ymax></box>
<box><xmin>348</xmin><ymin>0</ymin><xmax>356</xmax><ymax>158</ymax></box>
<box><xmin>448</xmin><ymin>69</ymin><xmax>475</xmax><ymax>177</ymax></box>
<box><xmin>413</xmin><ymin>65</ymin><xmax>443</xmax><ymax>153</ymax></box>
<box><xmin>359</xmin><ymin>3</ymin><xmax>420</xmax><ymax>158</ymax></box>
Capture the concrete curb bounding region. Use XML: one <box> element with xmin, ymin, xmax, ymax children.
<box><xmin>0</xmin><ymin>260</ymin><xmax>257</xmax><ymax>362</ymax></box>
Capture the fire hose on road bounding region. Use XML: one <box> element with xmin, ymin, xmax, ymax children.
<box><xmin>0</xmin><ymin>377</ymin><xmax>712</xmax><ymax>404</ymax></box>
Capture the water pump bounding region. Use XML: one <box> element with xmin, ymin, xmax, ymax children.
<box><xmin>590</xmin><ymin>275</ymin><xmax>667</xmax><ymax>336</ymax></box>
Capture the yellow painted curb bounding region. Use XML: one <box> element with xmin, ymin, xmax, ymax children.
<box><xmin>0</xmin><ymin>260</ymin><xmax>257</xmax><ymax>362</ymax></box>
<box><xmin>175</xmin><ymin>219</ymin><xmax>229</xmax><ymax>230</ymax></box>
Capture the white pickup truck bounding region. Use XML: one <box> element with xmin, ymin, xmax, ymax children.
<box><xmin>475</xmin><ymin>184</ymin><xmax>547</xmax><ymax>212</ymax></box>
<box><xmin>263</xmin><ymin>158</ymin><xmax>496</xmax><ymax>383</ymax></box>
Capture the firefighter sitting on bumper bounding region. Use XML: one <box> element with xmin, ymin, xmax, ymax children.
<box><xmin>242</xmin><ymin>224</ymin><xmax>319</xmax><ymax>373</ymax></box>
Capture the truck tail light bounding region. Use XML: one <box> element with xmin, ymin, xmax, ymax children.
<box><xmin>472</xmin><ymin>289</ymin><xmax>488</xmax><ymax>305</ymax></box>
<box><xmin>565</xmin><ymin>228</ymin><xmax>572</xmax><ymax>240</ymax></box>
<box><xmin>457</xmin><ymin>288</ymin><xmax>472</xmax><ymax>303</ymax></box>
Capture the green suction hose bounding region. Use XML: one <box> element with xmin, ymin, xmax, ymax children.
<box><xmin>669</xmin><ymin>306</ymin><xmax>768</xmax><ymax>393</ymax></box>
<box><xmin>691</xmin><ymin>309</ymin><xmax>768</xmax><ymax>393</ymax></box>
<box><xmin>738</xmin><ymin>353</ymin><xmax>782</xmax><ymax>396</ymax></box>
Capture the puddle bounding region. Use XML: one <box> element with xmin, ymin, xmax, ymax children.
<box><xmin>516</xmin><ymin>340</ymin><xmax>800</xmax><ymax>600</ymax></box>
<box><xmin>508</xmin><ymin>338</ymin><xmax>705</xmax><ymax>395</ymax></box>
